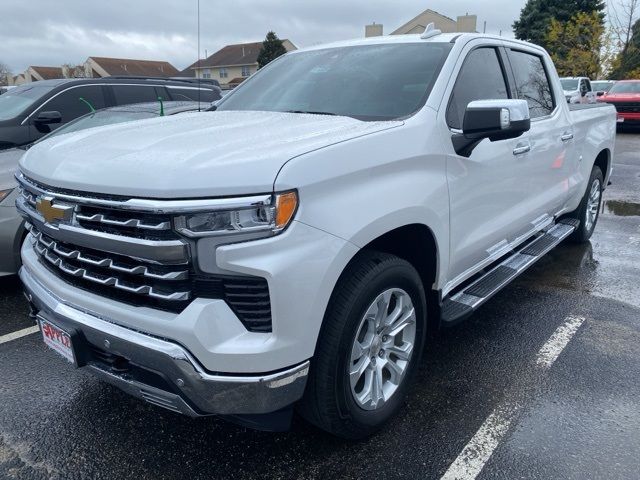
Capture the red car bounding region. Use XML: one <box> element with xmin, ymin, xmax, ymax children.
<box><xmin>598</xmin><ymin>80</ymin><xmax>640</xmax><ymax>125</ymax></box>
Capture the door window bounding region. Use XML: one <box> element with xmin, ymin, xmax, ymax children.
<box><xmin>446</xmin><ymin>48</ymin><xmax>509</xmax><ymax>130</ymax></box>
<box><xmin>507</xmin><ymin>50</ymin><xmax>555</xmax><ymax>118</ymax></box>
<box><xmin>168</xmin><ymin>87</ymin><xmax>219</xmax><ymax>103</ymax></box>
<box><xmin>39</xmin><ymin>85</ymin><xmax>107</xmax><ymax>123</ymax></box>
<box><xmin>112</xmin><ymin>85</ymin><xmax>160</xmax><ymax>106</ymax></box>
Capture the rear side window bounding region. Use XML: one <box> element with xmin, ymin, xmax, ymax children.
<box><xmin>112</xmin><ymin>85</ymin><xmax>160</xmax><ymax>105</ymax></box>
<box><xmin>446</xmin><ymin>48</ymin><xmax>509</xmax><ymax>130</ymax></box>
<box><xmin>39</xmin><ymin>85</ymin><xmax>107</xmax><ymax>123</ymax></box>
<box><xmin>168</xmin><ymin>87</ymin><xmax>219</xmax><ymax>103</ymax></box>
<box><xmin>507</xmin><ymin>50</ymin><xmax>555</xmax><ymax>118</ymax></box>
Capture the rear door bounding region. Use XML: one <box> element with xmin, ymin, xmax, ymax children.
<box><xmin>440</xmin><ymin>44</ymin><xmax>538</xmax><ymax>284</ymax></box>
<box><xmin>504</xmin><ymin>48</ymin><xmax>576</xmax><ymax>235</ymax></box>
<box><xmin>110</xmin><ymin>84</ymin><xmax>161</xmax><ymax>106</ymax></box>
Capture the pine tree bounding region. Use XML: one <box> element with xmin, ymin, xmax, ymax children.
<box><xmin>513</xmin><ymin>0</ymin><xmax>606</xmax><ymax>50</ymax></box>
<box><xmin>257</xmin><ymin>31</ymin><xmax>287</xmax><ymax>69</ymax></box>
<box><xmin>546</xmin><ymin>11</ymin><xmax>604</xmax><ymax>78</ymax></box>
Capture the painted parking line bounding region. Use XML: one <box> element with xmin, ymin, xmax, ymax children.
<box><xmin>440</xmin><ymin>402</ymin><xmax>519</xmax><ymax>480</ymax></box>
<box><xmin>536</xmin><ymin>315</ymin><xmax>585</xmax><ymax>368</ymax></box>
<box><xmin>0</xmin><ymin>325</ymin><xmax>39</xmax><ymax>345</ymax></box>
<box><xmin>440</xmin><ymin>315</ymin><xmax>586</xmax><ymax>480</ymax></box>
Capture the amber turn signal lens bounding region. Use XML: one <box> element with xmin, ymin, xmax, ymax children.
<box><xmin>275</xmin><ymin>191</ymin><xmax>298</xmax><ymax>229</ymax></box>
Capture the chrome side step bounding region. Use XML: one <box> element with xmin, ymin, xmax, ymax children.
<box><xmin>441</xmin><ymin>218</ymin><xmax>579</xmax><ymax>325</ymax></box>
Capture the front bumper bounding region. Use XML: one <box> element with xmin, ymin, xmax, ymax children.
<box><xmin>21</xmin><ymin>265</ymin><xmax>309</xmax><ymax>416</ymax></box>
<box><xmin>617</xmin><ymin>112</ymin><xmax>640</xmax><ymax>123</ymax></box>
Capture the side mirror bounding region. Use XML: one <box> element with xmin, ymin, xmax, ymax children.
<box><xmin>33</xmin><ymin>111</ymin><xmax>62</xmax><ymax>125</ymax></box>
<box><xmin>452</xmin><ymin>99</ymin><xmax>531</xmax><ymax>157</ymax></box>
<box><xmin>596</xmin><ymin>91</ymin><xmax>605</xmax><ymax>97</ymax></box>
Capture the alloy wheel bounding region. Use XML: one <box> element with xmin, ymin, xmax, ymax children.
<box><xmin>348</xmin><ymin>288</ymin><xmax>417</xmax><ymax>411</ymax></box>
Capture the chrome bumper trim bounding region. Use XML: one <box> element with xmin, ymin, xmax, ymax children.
<box><xmin>20</xmin><ymin>265</ymin><xmax>309</xmax><ymax>416</ymax></box>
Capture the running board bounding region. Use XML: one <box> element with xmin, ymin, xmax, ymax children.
<box><xmin>441</xmin><ymin>218</ymin><xmax>579</xmax><ymax>325</ymax></box>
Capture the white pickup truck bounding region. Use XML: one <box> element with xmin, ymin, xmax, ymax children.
<box><xmin>16</xmin><ymin>30</ymin><xmax>615</xmax><ymax>439</ymax></box>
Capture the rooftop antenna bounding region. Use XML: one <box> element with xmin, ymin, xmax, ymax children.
<box><xmin>420</xmin><ymin>22</ymin><xmax>441</xmax><ymax>39</ymax></box>
<box><xmin>197</xmin><ymin>0</ymin><xmax>201</xmax><ymax>111</ymax></box>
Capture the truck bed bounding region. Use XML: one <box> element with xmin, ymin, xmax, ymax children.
<box><xmin>568</xmin><ymin>103</ymin><xmax>611</xmax><ymax>111</ymax></box>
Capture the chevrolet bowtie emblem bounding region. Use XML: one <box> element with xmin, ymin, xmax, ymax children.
<box><xmin>36</xmin><ymin>196</ymin><xmax>73</xmax><ymax>223</ymax></box>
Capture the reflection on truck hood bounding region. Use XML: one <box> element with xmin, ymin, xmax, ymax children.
<box><xmin>19</xmin><ymin>110</ymin><xmax>401</xmax><ymax>198</ymax></box>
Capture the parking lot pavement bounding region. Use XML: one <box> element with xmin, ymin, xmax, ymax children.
<box><xmin>0</xmin><ymin>132</ymin><xmax>639</xmax><ymax>480</ymax></box>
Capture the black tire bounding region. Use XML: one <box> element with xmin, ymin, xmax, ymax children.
<box><xmin>298</xmin><ymin>251</ymin><xmax>427</xmax><ymax>439</ymax></box>
<box><xmin>568</xmin><ymin>166</ymin><xmax>603</xmax><ymax>243</ymax></box>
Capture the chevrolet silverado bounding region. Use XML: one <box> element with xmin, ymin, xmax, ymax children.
<box><xmin>16</xmin><ymin>29</ymin><xmax>616</xmax><ymax>439</ymax></box>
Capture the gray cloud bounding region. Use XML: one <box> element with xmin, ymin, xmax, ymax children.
<box><xmin>1</xmin><ymin>0</ymin><xmax>526</xmax><ymax>73</ymax></box>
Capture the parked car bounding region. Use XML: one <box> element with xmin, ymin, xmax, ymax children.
<box><xmin>0</xmin><ymin>101</ymin><xmax>203</xmax><ymax>277</ymax></box>
<box><xmin>0</xmin><ymin>77</ymin><xmax>221</xmax><ymax>150</ymax></box>
<box><xmin>597</xmin><ymin>79</ymin><xmax>640</xmax><ymax>126</ymax></box>
<box><xmin>560</xmin><ymin>77</ymin><xmax>597</xmax><ymax>104</ymax></box>
<box><xmin>16</xmin><ymin>31</ymin><xmax>615</xmax><ymax>439</ymax></box>
<box><xmin>591</xmin><ymin>80</ymin><xmax>616</xmax><ymax>96</ymax></box>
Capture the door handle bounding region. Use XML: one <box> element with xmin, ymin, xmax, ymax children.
<box><xmin>561</xmin><ymin>132</ymin><xmax>574</xmax><ymax>142</ymax></box>
<box><xmin>513</xmin><ymin>143</ymin><xmax>531</xmax><ymax>155</ymax></box>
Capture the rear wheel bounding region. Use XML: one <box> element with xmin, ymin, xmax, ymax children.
<box><xmin>298</xmin><ymin>251</ymin><xmax>426</xmax><ymax>439</ymax></box>
<box><xmin>568</xmin><ymin>166</ymin><xmax>603</xmax><ymax>243</ymax></box>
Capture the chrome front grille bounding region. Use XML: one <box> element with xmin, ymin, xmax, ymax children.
<box><xmin>34</xmin><ymin>231</ymin><xmax>187</xmax><ymax>280</ymax></box>
<box><xmin>75</xmin><ymin>211</ymin><xmax>172</xmax><ymax>231</ymax></box>
<box><xmin>16</xmin><ymin>173</ymin><xmax>273</xmax><ymax>330</ymax></box>
<box><xmin>613</xmin><ymin>103</ymin><xmax>640</xmax><ymax>113</ymax></box>
<box><xmin>31</xmin><ymin>226</ymin><xmax>192</xmax><ymax>302</ymax></box>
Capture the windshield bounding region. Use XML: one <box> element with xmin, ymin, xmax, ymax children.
<box><xmin>560</xmin><ymin>78</ymin><xmax>579</xmax><ymax>91</ymax></box>
<box><xmin>608</xmin><ymin>82</ymin><xmax>640</xmax><ymax>94</ymax></box>
<box><xmin>0</xmin><ymin>84</ymin><xmax>56</xmax><ymax>121</ymax></box>
<box><xmin>592</xmin><ymin>81</ymin><xmax>614</xmax><ymax>92</ymax></box>
<box><xmin>560</xmin><ymin>79</ymin><xmax>579</xmax><ymax>91</ymax></box>
<box><xmin>218</xmin><ymin>43</ymin><xmax>452</xmax><ymax>121</ymax></box>
<box><xmin>35</xmin><ymin>109</ymin><xmax>157</xmax><ymax>144</ymax></box>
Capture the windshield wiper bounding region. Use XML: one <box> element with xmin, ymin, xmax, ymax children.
<box><xmin>285</xmin><ymin>110</ymin><xmax>338</xmax><ymax>116</ymax></box>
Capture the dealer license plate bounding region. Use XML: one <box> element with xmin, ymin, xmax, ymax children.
<box><xmin>39</xmin><ymin>318</ymin><xmax>75</xmax><ymax>364</ymax></box>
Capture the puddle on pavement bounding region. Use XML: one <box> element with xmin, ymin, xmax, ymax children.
<box><xmin>604</xmin><ymin>200</ymin><xmax>640</xmax><ymax>217</ymax></box>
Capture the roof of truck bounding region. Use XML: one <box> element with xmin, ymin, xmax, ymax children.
<box><xmin>294</xmin><ymin>32</ymin><xmax>546</xmax><ymax>54</ymax></box>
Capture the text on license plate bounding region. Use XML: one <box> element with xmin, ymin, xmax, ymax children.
<box><xmin>40</xmin><ymin>319</ymin><xmax>75</xmax><ymax>364</ymax></box>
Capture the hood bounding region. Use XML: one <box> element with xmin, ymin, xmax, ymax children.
<box><xmin>602</xmin><ymin>92</ymin><xmax>640</xmax><ymax>101</ymax></box>
<box><xmin>0</xmin><ymin>148</ymin><xmax>25</xmax><ymax>190</ymax></box>
<box><xmin>19</xmin><ymin>111</ymin><xmax>401</xmax><ymax>198</ymax></box>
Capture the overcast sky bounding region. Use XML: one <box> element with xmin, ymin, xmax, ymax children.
<box><xmin>1</xmin><ymin>0</ymin><xmax>527</xmax><ymax>73</ymax></box>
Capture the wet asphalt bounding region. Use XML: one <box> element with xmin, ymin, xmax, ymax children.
<box><xmin>1</xmin><ymin>132</ymin><xmax>639</xmax><ymax>480</ymax></box>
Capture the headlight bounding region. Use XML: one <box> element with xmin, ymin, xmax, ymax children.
<box><xmin>174</xmin><ymin>191</ymin><xmax>298</xmax><ymax>238</ymax></box>
<box><xmin>0</xmin><ymin>188</ymin><xmax>14</xmax><ymax>204</ymax></box>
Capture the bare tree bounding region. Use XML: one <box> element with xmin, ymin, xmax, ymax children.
<box><xmin>609</xmin><ymin>0</ymin><xmax>640</xmax><ymax>50</ymax></box>
<box><xmin>62</xmin><ymin>63</ymin><xmax>87</xmax><ymax>78</ymax></box>
<box><xmin>0</xmin><ymin>62</ymin><xmax>11</xmax><ymax>86</ymax></box>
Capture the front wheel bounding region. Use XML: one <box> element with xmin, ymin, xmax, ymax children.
<box><xmin>298</xmin><ymin>251</ymin><xmax>427</xmax><ymax>439</ymax></box>
<box><xmin>568</xmin><ymin>166</ymin><xmax>603</xmax><ymax>243</ymax></box>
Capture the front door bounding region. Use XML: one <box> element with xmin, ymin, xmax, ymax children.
<box><xmin>439</xmin><ymin>45</ymin><xmax>541</xmax><ymax>288</ymax></box>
